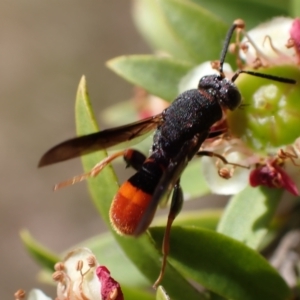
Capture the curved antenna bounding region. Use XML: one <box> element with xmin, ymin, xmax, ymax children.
<box><xmin>218</xmin><ymin>19</ymin><xmax>296</xmax><ymax>85</ymax></box>
<box><xmin>219</xmin><ymin>19</ymin><xmax>245</xmax><ymax>76</ymax></box>
<box><xmin>231</xmin><ymin>69</ymin><xmax>296</xmax><ymax>84</ymax></box>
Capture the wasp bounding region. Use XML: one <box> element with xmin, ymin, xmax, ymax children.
<box><xmin>39</xmin><ymin>19</ymin><xmax>296</xmax><ymax>287</ymax></box>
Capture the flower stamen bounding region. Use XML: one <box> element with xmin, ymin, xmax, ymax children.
<box><xmin>14</xmin><ymin>289</ymin><xmax>26</xmax><ymax>300</ymax></box>
<box><xmin>54</xmin><ymin>262</ymin><xmax>65</xmax><ymax>272</ymax></box>
<box><xmin>218</xmin><ymin>167</ymin><xmax>234</xmax><ymax>179</ymax></box>
<box><xmin>86</xmin><ymin>255</ymin><xmax>97</xmax><ymax>268</ymax></box>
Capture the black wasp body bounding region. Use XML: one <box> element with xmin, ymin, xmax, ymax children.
<box><xmin>124</xmin><ymin>75</ymin><xmax>241</xmax><ymax>237</ymax></box>
<box><xmin>38</xmin><ymin>19</ymin><xmax>296</xmax><ymax>288</ymax></box>
<box><xmin>153</xmin><ymin>75</ymin><xmax>240</xmax><ymax>158</ymax></box>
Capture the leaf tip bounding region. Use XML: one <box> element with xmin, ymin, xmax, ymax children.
<box><xmin>78</xmin><ymin>75</ymin><xmax>87</xmax><ymax>93</ymax></box>
<box><xmin>106</xmin><ymin>56</ymin><xmax>122</xmax><ymax>71</ymax></box>
<box><xmin>19</xmin><ymin>228</ymin><xmax>31</xmax><ymax>243</ymax></box>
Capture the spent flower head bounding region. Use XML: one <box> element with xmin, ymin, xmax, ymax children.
<box><xmin>15</xmin><ymin>248</ymin><xmax>123</xmax><ymax>300</ymax></box>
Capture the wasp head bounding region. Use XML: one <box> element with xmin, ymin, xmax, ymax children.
<box><xmin>198</xmin><ymin>74</ymin><xmax>242</xmax><ymax>111</ymax></box>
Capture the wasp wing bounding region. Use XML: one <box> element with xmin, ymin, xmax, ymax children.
<box><xmin>39</xmin><ymin>114</ymin><xmax>163</xmax><ymax>167</ymax></box>
<box><xmin>134</xmin><ymin>131</ymin><xmax>209</xmax><ymax>236</ymax></box>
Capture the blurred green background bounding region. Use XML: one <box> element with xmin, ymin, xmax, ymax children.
<box><xmin>0</xmin><ymin>1</ymin><xmax>150</xmax><ymax>298</ymax></box>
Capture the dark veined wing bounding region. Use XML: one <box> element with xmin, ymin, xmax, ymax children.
<box><xmin>134</xmin><ymin>131</ymin><xmax>209</xmax><ymax>236</ymax></box>
<box><xmin>38</xmin><ymin>114</ymin><xmax>163</xmax><ymax>167</ymax></box>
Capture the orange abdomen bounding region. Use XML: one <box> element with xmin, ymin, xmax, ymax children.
<box><xmin>109</xmin><ymin>158</ymin><xmax>164</xmax><ymax>236</ymax></box>
<box><xmin>109</xmin><ymin>181</ymin><xmax>153</xmax><ymax>235</ymax></box>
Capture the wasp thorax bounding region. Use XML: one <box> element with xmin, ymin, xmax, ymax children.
<box><xmin>198</xmin><ymin>75</ymin><xmax>241</xmax><ymax>111</ymax></box>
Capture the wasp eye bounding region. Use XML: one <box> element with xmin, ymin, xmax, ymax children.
<box><xmin>220</xmin><ymin>86</ymin><xmax>242</xmax><ymax>110</ymax></box>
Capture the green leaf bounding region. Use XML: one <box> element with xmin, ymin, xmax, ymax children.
<box><xmin>155</xmin><ymin>209</ymin><xmax>221</xmax><ymax>230</ymax></box>
<box><xmin>217</xmin><ymin>186</ymin><xmax>283</xmax><ymax>250</ymax></box>
<box><xmin>133</xmin><ymin>0</ymin><xmax>288</xmax><ymax>62</ymax></box>
<box><xmin>122</xmin><ymin>285</ymin><xmax>154</xmax><ymax>300</ymax></box>
<box><xmin>209</xmin><ymin>292</ymin><xmax>227</xmax><ymax>300</ymax></box>
<box><xmin>20</xmin><ymin>229</ymin><xmax>60</xmax><ymax>272</ymax></box>
<box><xmin>75</xmin><ymin>76</ymin><xmax>119</xmax><ymax>219</ymax></box>
<box><xmin>157</xmin><ymin>0</ymin><xmax>229</xmax><ymax>64</ymax></box>
<box><xmin>150</xmin><ymin>226</ymin><xmax>291</xmax><ymax>300</ymax></box>
<box><xmin>132</xmin><ymin>0</ymin><xmax>195</xmax><ymax>61</ymax></box>
<box><xmin>75</xmin><ymin>76</ymin><xmax>206</xmax><ymax>300</ymax></box>
<box><xmin>107</xmin><ymin>55</ymin><xmax>192</xmax><ymax>101</ymax></box>
<box><xmin>156</xmin><ymin>286</ymin><xmax>170</xmax><ymax>300</ymax></box>
<box><xmin>190</xmin><ymin>0</ymin><xmax>288</xmax><ymax>28</ymax></box>
<box><xmin>247</xmin><ymin>0</ymin><xmax>289</xmax><ymax>12</ymax></box>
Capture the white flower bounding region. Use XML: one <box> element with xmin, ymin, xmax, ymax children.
<box><xmin>239</xmin><ymin>17</ymin><xmax>300</xmax><ymax>66</ymax></box>
<box><xmin>201</xmin><ymin>152</ymin><xmax>251</xmax><ymax>195</ymax></box>
<box><xmin>14</xmin><ymin>289</ymin><xmax>52</xmax><ymax>300</ymax></box>
<box><xmin>55</xmin><ymin>248</ymin><xmax>101</xmax><ymax>300</ymax></box>
<box><xmin>15</xmin><ymin>248</ymin><xmax>124</xmax><ymax>300</ymax></box>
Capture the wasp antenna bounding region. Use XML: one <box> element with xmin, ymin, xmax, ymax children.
<box><xmin>231</xmin><ymin>69</ymin><xmax>296</xmax><ymax>84</ymax></box>
<box><xmin>219</xmin><ymin>19</ymin><xmax>245</xmax><ymax>76</ymax></box>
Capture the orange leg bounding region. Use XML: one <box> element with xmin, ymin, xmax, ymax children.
<box><xmin>54</xmin><ymin>149</ymin><xmax>146</xmax><ymax>190</ymax></box>
<box><xmin>153</xmin><ymin>181</ymin><xmax>183</xmax><ymax>289</ymax></box>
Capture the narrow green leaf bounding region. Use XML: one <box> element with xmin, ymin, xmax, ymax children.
<box><xmin>150</xmin><ymin>226</ymin><xmax>291</xmax><ymax>300</ymax></box>
<box><xmin>75</xmin><ymin>76</ymin><xmax>118</xmax><ymax>219</ymax></box>
<box><xmin>217</xmin><ymin>186</ymin><xmax>283</xmax><ymax>250</ymax></box>
<box><xmin>107</xmin><ymin>55</ymin><xmax>192</xmax><ymax>101</ymax></box>
<box><xmin>157</xmin><ymin>0</ymin><xmax>228</xmax><ymax>63</ymax></box>
<box><xmin>75</xmin><ymin>76</ymin><xmax>206</xmax><ymax>300</ymax></box>
<box><xmin>20</xmin><ymin>229</ymin><xmax>60</xmax><ymax>272</ymax></box>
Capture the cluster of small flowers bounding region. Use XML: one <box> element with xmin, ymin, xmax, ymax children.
<box><xmin>179</xmin><ymin>17</ymin><xmax>300</xmax><ymax>196</ymax></box>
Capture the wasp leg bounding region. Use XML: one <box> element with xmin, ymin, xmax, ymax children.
<box><xmin>123</xmin><ymin>149</ymin><xmax>146</xmax><ymax>171</ymax></box>
<box><xmin>196</xmin><ymin>150</ymin><xmax>249</xmax><ymax>169</ymax></box>
<box><xmin>153</xmin><ymin>180</ymin><xmax>183</xmax><ymax>289</ymax></box>
<box><xmin>54</xmin><ymin>149</ymin><xmax>146</xmax><ymax>190</ymax></box>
